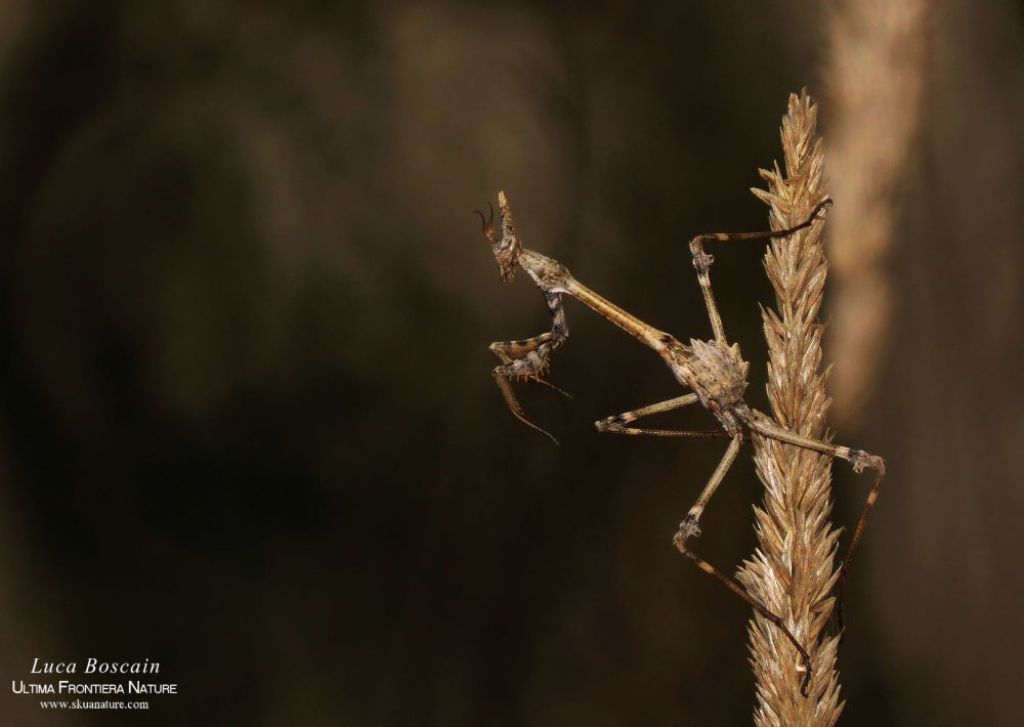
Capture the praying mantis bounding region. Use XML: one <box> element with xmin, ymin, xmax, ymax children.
<box><xmin>475</xmin><ymin>190</ymin><xmax>885</xmax><ymax>695</ymax></box>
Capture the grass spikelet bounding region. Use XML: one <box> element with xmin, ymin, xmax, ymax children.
<box><xmin>736</xmin><ymin>91</ymin><xmax>843</xmax><ymax>727</ymax></box>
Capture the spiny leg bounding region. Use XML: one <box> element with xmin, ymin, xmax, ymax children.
<box><xmin>688</xmin><ymin>198</ymin><xmax>833</xmax><ymax>344</ymax></box>
<box><xmin>594</xmin><ymin>393</ymin><xmax>731</xmax><ymax>439</ymax></box>
<box><xmin>673</xmin><ymin>434</ymin><xmax>812</xmax><ymax>696</ymax></box>
<box><xmin>490</xmin><ymin>291</ymin><xmax>570</xmax><ymax>444</ymax></box>
<box><xmin>491</xmin><ymin>370</ymin><xmax>559</xmax><ymax>445</ymax></box>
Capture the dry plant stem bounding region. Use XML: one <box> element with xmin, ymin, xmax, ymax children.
<box><xmin>736</xmin><ymin>92</ymin><xmax>843</xmax><ymax>726</ymax></box>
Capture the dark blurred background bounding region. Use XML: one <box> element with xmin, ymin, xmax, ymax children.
<box><xmin>0</xmin><ymin>1</ymin><xmax>1021</xmax><ymax>725</ymax></box>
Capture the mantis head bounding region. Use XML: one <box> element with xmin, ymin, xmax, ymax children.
<box><xmin>475</xmin><ymin>192</ymin><xmax>522</xmax><ymax>282</ymax></box>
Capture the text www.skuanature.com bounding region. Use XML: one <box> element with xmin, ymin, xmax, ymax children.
<box><xmin>39</xmin><ymin>699</ymin><xmax>149</xmax><ymax>710</ymax></box>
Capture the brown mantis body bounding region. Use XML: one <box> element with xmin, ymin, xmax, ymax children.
<box><xmin>477</xmin><ymin>190</ymin><xmax>885</xmax><ymax>696</ymax></box>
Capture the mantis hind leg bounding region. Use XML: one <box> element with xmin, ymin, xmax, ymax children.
<box><xmin>672</xmin><ymin>435</ymin><xmax>813</xmax><ymax>697</ymax></box>
<box><xmin>742</xmin><ymin>408</ymin><xmax>886</xmax><ymax>637</ymax></box>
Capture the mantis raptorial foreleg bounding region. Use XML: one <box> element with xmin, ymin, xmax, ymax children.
<box><xmin>488</xmin><ymin>290</ymin><xmax>570</xmax><ymax>445</ymax></box>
